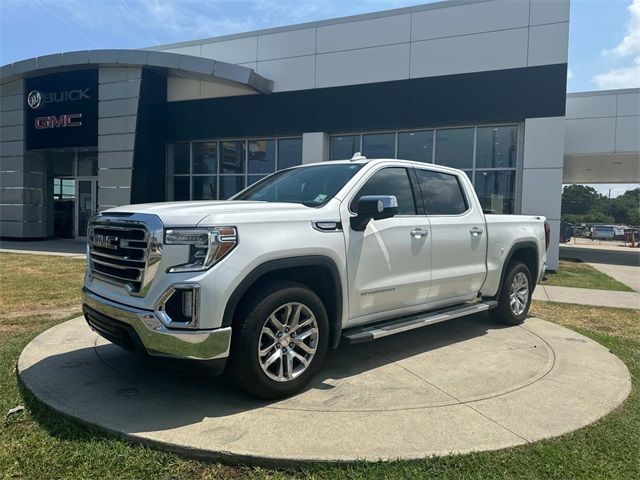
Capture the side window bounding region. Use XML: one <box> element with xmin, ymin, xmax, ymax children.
<box><xmin>351</xmin><ymin>167</ymin><xmax>416</xmax><ymax>215</ymax></box>
<box><xmin>416</xmin><ymin>169</ymin><xmax>468</xmax><ymax>215</ymax></box>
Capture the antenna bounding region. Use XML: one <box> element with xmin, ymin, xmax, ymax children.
<box><xmin>350</xmin><ymin>152</ymin><xmax>366</xmax><ymax>161</ymax></box>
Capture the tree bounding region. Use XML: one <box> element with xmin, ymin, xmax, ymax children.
<box><xmin>561</xmin><ymin>185</ymin><xmax>606</xmax><ymax>215</ymax></box>
<box><xmin>561</xmin><ymin>185</ymin><xmax>640</xmax><ymax>226</ymax></box>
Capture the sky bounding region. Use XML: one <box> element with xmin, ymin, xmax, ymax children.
<box><xmin>0</xmin><ymin>0</ymin><xmax>638</xmax><ymax>196</ymax></box>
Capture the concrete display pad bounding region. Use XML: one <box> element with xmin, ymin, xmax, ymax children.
<box><xmin>19</xmin><ymin>315</ymin><xmax>631</xmax><ymax>463</ymax></box>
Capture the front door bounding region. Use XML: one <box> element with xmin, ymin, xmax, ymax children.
<box><xmin>76</xmin><ymin>178</ymin><xmax>97</xmax><ymax>238</ymax></box>
<box><xmin>341</xmin><ymin>166</ymin><xmax>432</xmax><ymax>325</ymax></box>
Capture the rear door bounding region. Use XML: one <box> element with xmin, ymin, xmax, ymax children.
<box><xmin>414</xmin><ymin>167</ymin><xmax>487</xmax><ymax>304</ymax></box>
<box><xmin>341</xmin><ymin>166</ymin><xmax>432</xmax><ymax>324</ymax></box>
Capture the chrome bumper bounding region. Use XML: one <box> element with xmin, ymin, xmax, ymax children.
<box><xmin>82</xmin><ymin>287</ymin><xmax>231</xmax><ymax>361</ymax></box>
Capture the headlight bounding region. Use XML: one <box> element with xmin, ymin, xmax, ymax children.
<box><xmin>164</xmin><ymin>226</ymin><xmax>237</xmax><ymax>272</ymax></box>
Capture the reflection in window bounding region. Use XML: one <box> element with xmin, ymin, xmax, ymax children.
<box><xmin>362</xmin><ymin>133</ymin><xmax>395</xmax><ymax>158</ymax></box>
<box><xmin>219</xmin><ymin>176</ymin><xmax>245</xmax><ymax>199</ymax></box>
<box><xmin>173</xmin><ymin>176</ymin><xmax>190</xmax><ymax>201</ymax></box>
<box><xmin>169</xmin><ymin>143</ymin><xmax>190</xmax><ymax>174</ymax></box>
<box><xmin>398</xmin><ymin>130</ymin><xmax>433</xmax><ymax>162</ymax></box>
<box><xmin>278</xmin><ymin>138</ymin><xmax>302</xmax><ymax>170</ymax></box>
<box><xmin>192</xmin><ymin>176</ymin><xmax>216</xmax><ymax>200</ymax></box>
<box><xmin>193</xmin><ymin>142</ymin><xmax>217</xmax><ymax>174</ymax></box>
<box><xmin>476</xmin><ymin>125</ymin><xmax>518</xmax><ymax>168</ymax></box>
<box><xmin>415</xmin><ymin>169</ymin><xmax>468</xmax><ymax>215</ymax></box>
<box><xmin>351</xmin><ymin>167</ymin><xmax>416</xmax><ymax>215</ymax></box>
<box><xmin>474</xmin><ymin>170</ymin><xmax>515</xmax><ymax>214</ymax></box>
<box><xmin>330</xmin><ymin>135</ymin><xmax>359</xmax><ymax>160</ymax></box>
<box><xmin>248</xmin><ymin>140</ymin><xmax>276</xmax><ymax>174</ymax></box>
<box><xmin>435</xmin><ymin>128</ymin><xmax>474</xmax><ymax>169</ymax></box>
<box><xmin>77</xmin><ymin>151</ymin><xmax>98</xmax><ymax>176</ymax></box>
<box><xmin>248</xmin><ymin>175</ymin><xmax>268</xmax><ymax>187</ymax></box>
<box><xmin>220</xmin><ymin>141</ymin><xmax>245</xmax><ymax>174</ymax></box>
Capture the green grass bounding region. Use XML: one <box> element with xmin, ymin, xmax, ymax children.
<box><xmin>1</xmin><ymin>253</ymin><xmax>639</xmax><ymax>479</ymax></box>
<box><xmin>543</xmin><ymin>260</ymin><xmax>634</xmax><ymax>292</ymax></box>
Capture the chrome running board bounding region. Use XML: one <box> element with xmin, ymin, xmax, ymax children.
<box><xmin>342</xmin><ymin>301</ymin><xmax>498</xmax><ymax>344</ymax></box>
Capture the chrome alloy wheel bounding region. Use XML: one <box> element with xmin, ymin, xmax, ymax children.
<box><xmin>258</xmin><ymin>302</ymin><xmax>319</xmax><ymax>382</ymax></box>
<box><xmin>509</xmin><ymin>272</ymin><xmax>529</xmax><ymax>316</ymax></box>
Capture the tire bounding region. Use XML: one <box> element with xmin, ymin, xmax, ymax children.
<box><xmin>225</xmin><ymin>280</ymin><xmax>329</xmax><ymax>399</ymax></box>
<box><xmin>490</xmin><ymin>261</ymin><xmax>532</xmax><ymax>326</ymax></box>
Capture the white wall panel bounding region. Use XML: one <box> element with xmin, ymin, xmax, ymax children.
<box><xmin>529</xmin><ymin>0</ymin><xmax>570</xmax><ymax>26</ymax></box>
<box><xmin>617</xmin><ymin>92</ymin><xmax>640</xmax><ymax>116</ymax></box>
<box><xmin>200</xmin><ymin>37</ymin><xmax>257</xmax><ymax>64</ymax></box>
<box><xmin>256</xmin><ymin>55</ymin><xmax>315</xmax><ymax>92</ymax></box>
<box><xmin>564</xmin><ymin>118</ymin><xmax>616</xmax><ymax>155</ymax></box>
<box><xmin>523</xmin><ymin>117</ymin><xmax>566</xmax><ymax>169</ymax></box>
<box><xmin>302</xmin><ymin>132</ymin><xmax>329</xmax><ymax>164</ymax></box>
<box><xmin>200</xmin><ymin>80</ymin><xmax>257</xmax><ymax>99</ymax></box>
<box><xmin>411</xmin><ymin>0</ymin><xmax>529</xmax><ymax>41</ymax></box>
<box><xmin>410</xmin><ymin>28</ymin><xmax>527</xmax><ymax>78</ymax></box>
<box><xmin>520</xmin><ymin>168</ymin><xmax>562</xmax><ymax>220</ymax></box>
<box><xmin>528</xmin><ymin>23</ymin><xmax>569</xmax><ymax>66</ymax></box>
<box><xmin>316</xmin><ymin>43</ymin><xmax>410</xmax><ymax>88</ymax></box>
<box><xmin>167</xmin><ymin>77</ymin><xmax>201</xmax><ymax>101</ymax></box>
<box><xmin>317</xmin><ymin>14</ymin><xmax>410</xmax><ymax>53</ymax></box>
<box><xmin>566</xmin><ymin>95</ymin><xmax>617</xmax><ymax>119</ymax></box>
<box><xmin>258</xmin><ymin>28</ymin><xmax>316</xmax><ymax>61</ymax></box>
<box><xmin>161</xmin><ymin>45</ymin><xmax>201</xmax><ymax>57</ymax></box>
<box><xmin>615</xmin><ymin>116</ymin><xmax>640</xmax><ymax>152</ymax></box>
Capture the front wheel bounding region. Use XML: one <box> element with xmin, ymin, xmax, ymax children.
<box><xmin>225</xmin><ymin>281</ymin><xmax>329</xmax><ymax>399</ymax></box>
<box><xmin>490</xmin><ymin>261</ymin><xmax>532</xmax><ymax>325</ymax></box>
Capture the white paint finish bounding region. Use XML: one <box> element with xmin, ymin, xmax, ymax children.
<box><xmin>257</xmin><ymin>56</ymin><xmax>315</xmax><ymax>92</ymax></box>
<box><xmin>302</xmin><ymin>132</ymin><xmax>329</xmax><ymax>164</ymax></box>
<box><xmin>523</xmin><ymin>117</ymin><xmax>565</xmax><ymax>169</ymax></box>
<box><xmin>564</xmin><ymin>118</ymin><xmax>616</xmax><ymax>155</ymax></box>
<box><xmin>160</xmin><ymin>45</ymin><xmax>201</xmax><ymax>57</ymax></box>
<box><xmin>411</xmin><ymin>0</ymin><xmax>529</xmax><ymax>41</ymax></box>
<box><xmin>200</xmin><ymin>80</ymin><xmax>257</xmax><ymax>99</ymax></box>
<box><xmin>200</xmin><ymin>37</ymin><xmax>257</xmax><ymax>64</ymax></box>
<box><xmin>529</xmin><ymin>0</ymin><xmax>570</xmax><ymax>26</ymax></box>
<box><xmin>317</xmin><ymin>14</ymin><xmax>410</xmax><ymax>54</ymax></box>
<box><xmin>258</xmin><ymin>28</ymin><xmax>316</xmax><ymax>61</ymax></box>
<box><xmin>616</xmin><ymin>92</ymin><xmax>640</xmax><ymax>117</ymax></box>
<box><xmin>615</xmin><ymin>116</ymin><xmax>640</xmax><ymax>152</ymax></box>
<box><xmin>566</xmin><ymin>94</ymin><xmax>617</xmax><ymax>119</ymax></box>
<box><xmin>316</xmin><ymin>43</ymin><xmax>410</xmax><ymax>88</ymax></box>
<box><xmin>99</xmin><ymin>67</ymin><xmax>142</xmax><ymax>84</ymax></box>
<box><xmin>166</xmin><ymin>77</ymin><xmax>201</xmax><ymax>102</ymax></box>
<box><xmin>98</xmin><ymin>133</ymin><xmax>136</xmax><ymax>152</ymax></box>
<box><xmin>544</xmin><ymin>219</ymin><xmax>560</xmax><ymax>270</ymax></box>
<box><xmin>520</xmin><ymin>167</ymin><xmax>562</xmax><ymax>220</ymax></box>
<box><xmin>410</xmin><ymin>28</ymin><xmax>527</xmax><ymax>78</ymax></box>
<box><xmin>98</xmin><ymin>79</ymin><xmax>141</xmax><ymax>101</ymax></box>
<box><xmin>527</xmin><ymin>22</ymin><xmax>569</xmax><ymax>66</ymax></box>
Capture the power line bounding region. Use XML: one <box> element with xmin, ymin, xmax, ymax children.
<box><xmin>35</xmin><ymin>0</ymin><xmax>100</xmax><ymax>48</ymax></box>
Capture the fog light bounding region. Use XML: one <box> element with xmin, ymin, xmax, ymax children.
<box><xmin>155</xmin><ymin>284</ymin><xmax>200</xmax><ymax>328</ymax></box>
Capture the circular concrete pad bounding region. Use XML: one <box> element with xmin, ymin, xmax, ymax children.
<box><xmin>19</xmin><ymin>315</ymin><xmax>630</xmax><ymax>463</ymax></box>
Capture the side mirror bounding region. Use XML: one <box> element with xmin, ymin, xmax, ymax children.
<box><xmin>350</xmin><ymin>195</ymin><xmax>398</xmax><ymax>231</ymax></box>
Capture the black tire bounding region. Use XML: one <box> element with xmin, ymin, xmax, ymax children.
<box><xmin>225</xmin><ymin>280</ymin><xmax>329</xmax><ymax>399</ymax></box>
<box><xmin>490</xmin><ymin>261</ymin><xmax>532</xmax><ymax>326</ymax></box>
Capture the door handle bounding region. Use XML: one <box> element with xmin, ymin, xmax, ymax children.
<box><xmin>410</xmin><ymin>228</ymin><xmax>428</xmax><ymax>239</ymax></box>
<box><xmin>470</xmin><ymin>227</ymin><xmax>484</xmax><ymax>236</ymax></box>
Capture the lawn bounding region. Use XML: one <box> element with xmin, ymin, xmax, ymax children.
<box><xmin>1</xmin><ymin>252</ymin><xmax>639</xmax><ymax>479</ymax></box>
<box><xmin>543</xmin><ymin>260</ymin><xmax>634</xmax><ymax>292</ymax></box>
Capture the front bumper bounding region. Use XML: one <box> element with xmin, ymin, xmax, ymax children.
<box><xmin>82</xmin><ymin>287</ymin><xmax>231</xmax><ymax>361</ymax></box>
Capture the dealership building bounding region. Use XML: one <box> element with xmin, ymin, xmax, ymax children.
<box><xmin>1</xmin><ymin>0</ymin><xmax>639</xmax><ymax>269</ymax></box>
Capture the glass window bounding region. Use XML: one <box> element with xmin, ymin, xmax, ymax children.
<box><xmin>416</xmin><ymin>169</ymin><xmax>468</xmax><ymax>215</ymax></box>
<box><xmin>236</xmin><ymin>164</ymin><xmax>363</xmax><ymax>206</ymax></box>
<box><xmin>219</xmin><ymin>176</ymin><xmax>245</xmax><ymax>199</ymax></box>
<box><xmin>476</xmin><ymin>125</ymin><xmax>518</xmax><ymax>168</ymax></box>
<box><xmin>435</xmin><ymin>128</ymin><xmax>474</xmax><ymax>169</ymax></box>
<box><xmin>192</xmin><ymin>176</ymin><xmax>216</xmax><ymax>200</ymax></box>
<box><xmin>220</xmin><ymin>141</ymin><xmax>245</xmax><ymax>174</ymax></box>
<box><xmin>77</xmin><ymin>150</ymin><xmax>98</xmax><ymax>176</ymax></box>
<box><xmin>362</xmin><ymin>133</ymin><xmax>395</xmax><ymax>158</ymax></box>
<box><xmin>248</xmin><ymin>139</ymin><xmax>276</xmax><ymax>174</ymax></box>
<box><xmin>169</xmin><ymin>143</ymin><xmax>190</xmax><ymax>175</ymax></box>
<box><xmin>330</xmin><ymin>135</ymin><xmax>359</xmax><ymax>160</ymax></box>
<box><xmin>248</xmin><ymin>175</ymin><xmax>268</xmax><ymax>187</ymax></box>
<box><xmin>278</xmin><ymin>138</ymin><xmax>302</xmax><ymax>170</ymax></box>
<box><xmin>474</xmin><ymin>170</ymin><xmax>515</xmax><ymax>214</ymax></box>
<box><xmin>193</xmin><ymin>142</ymin><xmax>217</xmax><ymax>174</ymax></box>
<box><xmin>173</xmin><ymin>176</ymin><xmax>190</xmax><ymax>201</ymax></box>
<box><xmin>351</xmin><ymin>167</ymin><xmax>416</xmax><ymax>215</ymax></box>
<box><xmin>398</xmin><ymin>130</ymin><xmax>433</xmax><ymax>162</ymax></box>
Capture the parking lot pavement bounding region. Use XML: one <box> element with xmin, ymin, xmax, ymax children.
<box><xmin>0</xmin><ymin>239</ymin><xmax>86</xmax><ymax>259</ymax></box>
<box><xmin>560</xmin><ymin>244</ymin><xmax>640</xmax><ymax>267</ymax></box>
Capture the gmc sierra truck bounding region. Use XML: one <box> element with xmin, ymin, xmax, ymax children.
<box><xmin>82</xmin><ymin>157</ymin><xmax>549</xmax><ymax>399</ymax></box>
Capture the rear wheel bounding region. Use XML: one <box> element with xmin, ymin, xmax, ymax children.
<box><xmin>225</xmin><ymin>281</ymin><xmax>329</xmax><ymax>399</ymax></box>
<box><xmin>490</xmin><ymin>261</ymin><xmax>532</xmax><ymax>325</ymax></box>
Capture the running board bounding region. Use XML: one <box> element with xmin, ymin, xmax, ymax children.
<box><xmin>342</xmin><ymin>301</ymin><xmax>498</xmax><ymax>344</ymax></box>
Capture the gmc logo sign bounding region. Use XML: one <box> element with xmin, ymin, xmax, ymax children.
<box><xmin>34</xmin><ymin>113</ymin><xmax>82</xmax><ymax>129</ymax></box>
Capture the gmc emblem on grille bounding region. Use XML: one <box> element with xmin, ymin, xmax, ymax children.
<box><xmin>92</xmin><ymin>234</ymin><xmax>120</xmax><ymax>250</ymax></box>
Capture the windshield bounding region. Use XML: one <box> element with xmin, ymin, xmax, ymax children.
<box><xmin>233</xmin><ymin>163</ymin><xmax>364</xmax><ymax>206</ymax></box>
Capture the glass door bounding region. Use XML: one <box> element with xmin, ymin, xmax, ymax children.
<box><xmin>76</xmin><ymin>178</ymin><xmax>97</xmax><ymax>238</ymax></box>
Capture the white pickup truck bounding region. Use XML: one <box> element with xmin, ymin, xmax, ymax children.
<box><xmin>82</xmin><ymin>157</ymin><xmax>549</xmax><ymax>398</ymax></box>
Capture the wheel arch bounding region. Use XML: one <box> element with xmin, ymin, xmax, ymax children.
<box><xmin>222</xmin><ymin>255</ymin><xmax>344</xmax><ymax>348</ymax></box>
<box><xmin>494</xmin><ymin>241</ymin><xmax>539</xmax><ymax>298</ymax></box>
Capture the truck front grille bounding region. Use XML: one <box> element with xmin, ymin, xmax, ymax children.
<box><xmin>87</xmin><ymin>214</ymin><xmax>163</xmax><ymax>296</ymax></box>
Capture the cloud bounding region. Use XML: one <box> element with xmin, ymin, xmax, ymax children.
<box><xmin>593</xmin><ymin>0</ymin><xmax>640</xmax><ymax>89</ymax></box>
<box><xmin>567</xmin><ymin>68</ymin><xmax>574</xmax><ymax>81</ymax></box>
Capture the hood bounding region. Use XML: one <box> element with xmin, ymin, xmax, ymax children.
<box><xmin>103</xmin><ymin>200</ymin><xmax>321</xmax><ymax>227</ymax></box>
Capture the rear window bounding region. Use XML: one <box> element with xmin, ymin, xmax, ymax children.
<box><xmin>416</xmin><ymin>169</ymin><xmax>468</xmax><ymax>215</ymax></box>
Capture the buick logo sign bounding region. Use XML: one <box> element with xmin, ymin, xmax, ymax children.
<box><xmin>27</xmin><ymin>90</ymin><xmax>42</xmax><ymax>110</ymax></box>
